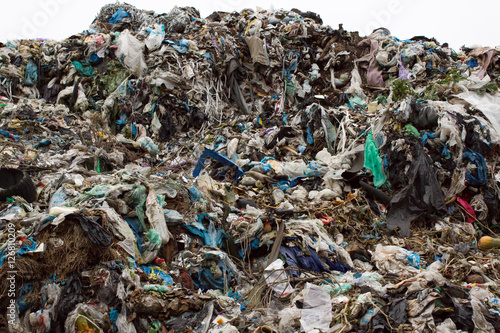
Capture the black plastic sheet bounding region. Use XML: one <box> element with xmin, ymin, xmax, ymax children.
<box><xmin>386</xmin><ymin>138</ymin><xmax>447</xmax><ymax>237</ymax></box>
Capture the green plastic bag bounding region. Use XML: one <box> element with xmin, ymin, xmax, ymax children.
<box><xmin>85</xmin><ymin>185</ymin><xmax>109</xmax><ymax>197</ymax></box>
<box><xmin>146</xmin><ymin>229</ymin><xmax>162</xmax><ymax>246</ymax></box>
<box><xmin>404</xmin><ymin>124</ymin><xmax>420</xmax><ymax>138</ymax></box>
<box><xmin>72</xmin><ymin>61</ymin><xmax>96</xmax><ymax>77</ymax></box>
<box><xmin>349</xmin><ymin>95</ymin><xmax>366</xmax><ymax>108</ymax></box>
<box><xmin>364</xmin><ymin>132</ymin><xmax>387</xmax><ymax>188</ymax></box>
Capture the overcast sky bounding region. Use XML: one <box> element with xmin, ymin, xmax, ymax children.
<box><xmin>1</xmin><ymin>0</ymin><xmax>498</xmax><ymax>50</ymax></box>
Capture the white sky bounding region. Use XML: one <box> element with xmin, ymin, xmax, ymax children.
<box><xmin>0</xmin><ymin>0</ymin><xmax>498</xmax><ymax>50</ymax></box>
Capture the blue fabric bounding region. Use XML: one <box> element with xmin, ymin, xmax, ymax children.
<box><xmin>426</xmin><ymin>59</ymin><xmax>433</xmax><ymax>70</ymax></box>
<box><xmin>324</xmin><ymin>259</ymin><xmax>350</xmax><ymax>273</ymax></box>
<box><xmin>124</xmin><ymin>217</ymin><xmax>144</xmax><ymax>255</ymax></box>
<box><xmin>442</xmin><ymin>145</ymin><xmax>450</xmax><ymax>159</ymax></box>
<box><xmin>109</xmin><ymin>8</ymin><xmax>130</xmax><ymax>23</ymax></box>
<box><xmin>35</xmin><ymin>139</ymin><xmax>51</xmax><ymax>148</ymax></box>
<box><xmin>189</xmin><ymin>186</ymin><xmax>202</xmax><ymax>201</ymax></box>
<box><xmin>109</xmin><ymin>309</ymin><xmax>118</xmax><ymax>323</ymax></box>
<box><xmin>131</xmin><ymin>123</ymin><xmax>137</xmax><ymax>138</ymax></box>
<box><xmin>238</xmin><ymin>237</ymin><xmax>261</xmax><ymax>258</ymax></box>
<box><xmin>272</xmin><ymin>180</ymin><xmax>290</xmax><ymax>192</ymax></box>
<box><xmin>72</xmin><ymin>61</ymin><xmax>96</xmax><ymax>76</ymax></box>
<box><xmin>199</xmin><ymin>267</ymin><xmax>225</xmax><ymax>291</ymax></box>
<box><xmin>197</xmin><ymin>257</ymin><xmax>236</xmax><ymax>291</ymax></box>
<box><xmin>0</xmin><ymin>246</ymin><xmax>6</xmax><ymax>267</ymax></box>
<box><xmin>467</xmin><ymin>58</ymin><xmax>478</xmax><ymax>68</ymax></box>
<box><xmin>279</xmin><ymin>245</ymin><xmax>349</xmax><ymax>278</ymax></box>
<box><xmin>405</xmin><ymin>250</ymin><xmax>420</xmax><ymax>268</ymax></box>
<box><xmin>307</xmin><ymin>161</ymin><xmax>323</xmax><ymax>177</ymax></box>
<box><xmin>261</xmin><ymin>157</ymin><xmax>275</xmax><ymax>164</ymax></box>
<box><xmin>261</xmin><ymin>157</ymin><xmax>274</xmax><ymax>172</ymax></box>
<box><xmin>250</xmin><ymin>237</ymin><xmax>259</xmax><ymax>249</ymax></box>
<box><xmin>261</xmin><ymin>163</ymin><xmax>272</xmax><ymax>172</ymax></box>
<box><xmin>393</xmin><ymin>37</ymin><xmax>412</xmax><ymax>43</ymax></box>
<box><xmin>283</xmin><ymin>51</ymin><xmax>300</xmax><ymax>80</ymax></box>
<box><xmin>463</xmin><ymin>148</ymin><xmax>487</xmax><ymax>186</ymax></box>
<box><xmin>202</xmin><ymin>52</ymin><xmax>213</xmax><ymax>66</ymax></box>
<box><xmin>289</xmin><ymin>175</ymin><xmax>309</xmax><ymax>187</ymax></box>
<box><xmin>89</xmin><ymin>53</ymin><xmax>102</xmax><ymax>65</ymax></box>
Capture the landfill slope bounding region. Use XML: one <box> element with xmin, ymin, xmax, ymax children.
<box><xmin>1</xmin><ymin>3</ymin><xmax>500</xmax><ymax>333</ymax></box>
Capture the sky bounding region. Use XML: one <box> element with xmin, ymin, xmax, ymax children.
<box><xmin>0</xmin><ymin>0</ymin><xmax>498</xmax><ymax>51</ymax></box>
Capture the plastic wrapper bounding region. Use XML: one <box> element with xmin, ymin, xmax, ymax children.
<box><xmin>145</xmin><ymin>188</ymin><xmax>171</xmax><ymax>245</ymax></box>
<box><xmin>300</xmin><ymin>283</ymin><xmax>332</xmax><ymax>332</ymax></box>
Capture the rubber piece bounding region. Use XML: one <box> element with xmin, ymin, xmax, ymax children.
<box><xmin>0</xmin><ymin>168</ymin><xmax>37</xmax><ymax>203</ymax></box>
<box><xmin>359</xmin><ymin>180</ymin><xmax>392</xmax><ymax>205</ymax></box>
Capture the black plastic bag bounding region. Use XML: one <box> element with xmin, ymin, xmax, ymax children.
<box><xmin>410</xmin><ymin>99</ymin><xmax>438</xmax><ymax>129</ymax></box>
<box><xmin>386</xmin><ymin>138</ymin><xmax>446</xmax><ymax>237</ymax></box>
<box><xmin>388</xmin><ymin>298</ymin><xmax>408</xmax><ymax>328</ymax></box>
<box><xmin>56</xmin><ymin>273</ymin><xmax>83</xmax><ymax>326</ymax></box>
<box><xmin>484</xmin><ymin>187</ymin><xmax>500</xmax><ymax>225</ymax></box>
<box><xmin>68</xmin><ymin>213</ymin><xmax>113</xmax><ymax>249</ymax></box>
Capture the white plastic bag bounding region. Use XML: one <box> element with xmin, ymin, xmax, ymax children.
<box><xmin>279</xmin><ymin>306</ymin><xmax>301</xmax><ymax>331</ymax></box>
<box><xmin>345</xmin><ymin>66</ymin><xmax>366</xmax><ymax>98</ymax></box>
<box><xmin>226</xmin><ymin>138</ymin><xmax>239</xmax><ymax>159</ymax></box>
<box><xmin>116</xmin><ymin>306</ymin><xmax>137</xmax><ymax>333</ymax></box>
<box><xmin>282</xmin><ymin>160</ymin><xmax>307</xmax><ymax>178</ymax></box>
<box><xmin>264</xmin><ymin>259</ymin><xmax>294</xmax><ymax>297</ymax></box>
<box><xmin>456</xmin><ymin>91</ymin><xmax>500</xmax><ymax>135</ymax></box>
<box><xmin>98</xmin><ymin>207</ymin><xmax>138</xmax><ymax>258</ymax></box>
<box><xmin>372</xmin><ymin>244</ymin><xmax>420</xmax><ymax>275</ymax></box>
<box><xmin>436</xmin><ymin>318</ymin><xmax>467</xmax><ymax>333</ymax></box>
<box><xmin>300</xmin><ymin>283</ymin><xmax>332</xmax><ymax>332</ymax></box>
<box><xmin>145</xmin><ymin>24</ymin><xmax>165</xmax><ymax>51</ymax></box>
<box><xmin>272</xmin><ymin>189</ymin><xmax>285</xmax><ymax>204</ymax></box>
<box><xmin>115</xmin><ymin>30</ymin><xmax>147</xmax><ymax>77</ymax></box>
<box><xmin>208</xmin><ymin>323</ymin><xmax>239</xmax><ymax>333</ymax></box>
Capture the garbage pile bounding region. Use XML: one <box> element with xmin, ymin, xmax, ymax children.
<box><xmin>2</xmin><ymin>3</ymin><xmax>500</xmax><ymax>332</ymax></box>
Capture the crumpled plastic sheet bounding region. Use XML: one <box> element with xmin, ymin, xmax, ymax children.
<box><xmin>386</xmin><ymin>139</ymin><xmax>446</xmax><ymax>237</ymax></box>
<box><xmin>300</xmin><ymin>283</ymin><xmax>332</xmax><ymax>332</ymax></box>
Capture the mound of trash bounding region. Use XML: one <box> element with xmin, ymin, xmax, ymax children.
<box><xmin>1</xmin><ymin>3</ymin><xmax>500</xmax><ymax>332</ymax></box>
